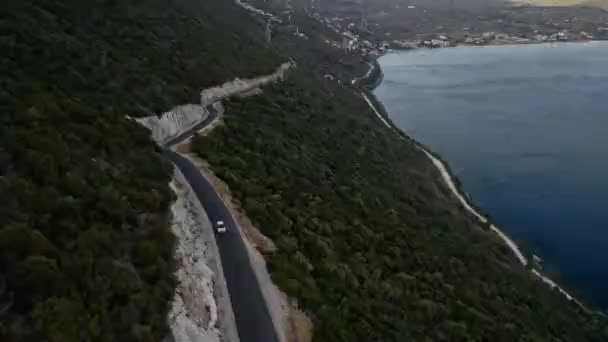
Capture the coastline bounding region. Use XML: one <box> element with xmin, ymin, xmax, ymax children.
<box><xmin>387</xmin><ymin>37</ymin><xmax>607</xmax><ymax>55</ymax></box>
<box><xmin>354</xmin><ymin>54</ymin><xmax>589</xmax><ymax>311</ymax></box>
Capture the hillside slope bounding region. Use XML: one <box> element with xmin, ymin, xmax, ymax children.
<box><xmin>1</xmin><ymin>0</ymin><xmax>279</xmax><ymax>340</ymax></box>
<box><xmin>2</xmin><ymin>0</ymin><xmax>608</xmax><ymax>341</ymax></box>
<box><xmin>193</xmin><ymin>69</ymin><xmax>608</xmax><ymax>341</ymax></box>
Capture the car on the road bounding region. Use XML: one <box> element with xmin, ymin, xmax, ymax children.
<box><xmin>216</xmin><ymin>220</ymin><xmax>227</xmax><ymax>233</ymax></box>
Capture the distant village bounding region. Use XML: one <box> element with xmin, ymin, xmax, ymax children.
<box><xmin>393</xmin><ymin>29</ymin><xmax>596</xmax><ymax>48</ymax></box>
<box><xmin>307</xmin><ymin>8</ymin><xmax>605</xmax><ymax>58</ymax></box>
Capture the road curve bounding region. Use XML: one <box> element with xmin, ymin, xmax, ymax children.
<box><xmin>165</xmin><ymin>105</ymin><xmax>219</xmax><ymax>147</ymax></box>
<box><xmin>163</xmin><ymin>137</ymin><xmax>280</xmax><ymax>342</ymax></box>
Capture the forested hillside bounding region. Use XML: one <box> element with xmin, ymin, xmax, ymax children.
<box><xmin>3</xmin><ymin>0</ymin><xmax>608</xmax><ymax>341</ymax></box>
<box><xmin>193</xmin><ymin>72</ymin><xmax>608</xmax><ymax>341</ymax></box>
<box><xmin>1</xmin><ymin>0</ymin><xmax>279</xmax><ymax>340</ymax></box>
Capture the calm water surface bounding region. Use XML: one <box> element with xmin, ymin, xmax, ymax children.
<box><xmin>375</xmin><ymin>42</ymin><xmax>608</xmax><ymax>309</ymax></box>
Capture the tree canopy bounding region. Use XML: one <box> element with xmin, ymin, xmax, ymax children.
<box><xmin>1</xmin><ymin>0</ymin><xmax>279</xmax><ymax>340</ymax></box>
<box><xmin>193</xmin><ymin>72</ymin><xmax>608</xmax><ymax>341</ymax></box>
<box><xmin>3</xmin><ymin>0</ymin><xmax>608</xmax><ymax>340</ymax></box>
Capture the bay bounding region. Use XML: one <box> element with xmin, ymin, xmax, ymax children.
<box><xmin>375</xmin><ymin>41</ymin><xmax>608</xmax><ymax>309</ymax></box>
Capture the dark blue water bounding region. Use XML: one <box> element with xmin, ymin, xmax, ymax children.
<box><xmin>375</xmin><ymin>42</ymin><xmax>608</xmax><ymax>310</ymax></box>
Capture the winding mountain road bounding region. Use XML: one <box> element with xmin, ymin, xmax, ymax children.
<box><xmin>164</xmin><ymin>106</ymin><xmax>219</xmax><ymax>147</ymax></box>
<box><xmin>162</xmin><ymin>114</ymin><xmax>280</xmax><ymax>342</ymax></box>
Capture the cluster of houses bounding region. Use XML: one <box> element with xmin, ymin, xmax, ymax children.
<box><xmin>342</xmin><ymin>35</ymin><xmax>390</xmax><ymax>57</ymax></box>
<box><xmin>304</xmin><ymin>3</ymin><xmax>603</xmax><ymax>58</ymax></box>
<box><xmin>534</xmin><ymin>31</ymin><xmax>595</xmax><ymax>41</ymax></box>
<box><xmin>392</xmin><ymin>30</ymin><xmax>594</xmax><ymax>49</ymax></box>
<box><xmin>464</xmin><ymin>32</ymin><xmax>527</xmax><ymax>45</ymax></box>
<box><xmin>463</xmin><ymin>30</ymin><xmax>596</xmax><ymax>45</ymax></box>
<box><xmin>392</xmin><ymin>37</ymin><xmax>451</xmax><ymax>49</ymax></box>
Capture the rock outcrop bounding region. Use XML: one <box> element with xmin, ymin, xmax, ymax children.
<box><xmin>200</xmin><ymin>62</ymin><xmax>293</xmax><ymax>105</ymax></box>
<box><xmin>135</xmin><ymin>104</ymin><xmax>209</xmax><ymax>145</ymax></box>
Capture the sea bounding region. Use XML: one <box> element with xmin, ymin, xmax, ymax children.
<box><xmin>374</xmin><ymin>41</ymin><xmax>608</xmax><ymax>310</ymax></box>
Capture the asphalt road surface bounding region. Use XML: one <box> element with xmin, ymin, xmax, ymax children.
<box><xmin>165</xmin><ymin>105</ymin><xmax>218</xmax><ymax>147</ymax></box>
<box><xmin>163</xmin><ymin>149</ymin><xmax>280</xmax><ymax>342</ymax></box>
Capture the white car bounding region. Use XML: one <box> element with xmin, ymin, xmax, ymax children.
<box><xmin>216</xmin><ymin>220</ymin><xmax>227</xmax><ymax>233</ymax></box>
